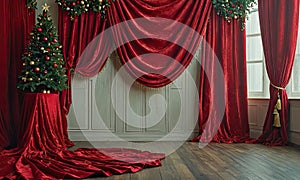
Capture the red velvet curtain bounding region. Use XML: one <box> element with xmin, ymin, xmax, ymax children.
<box><xmin>106</xmin><ymin>0</ymin><xmax>212</xmax><ymax>88</ymax></box>
<box><xmin>253</xmin><ymin>0</ymin><xmax>300</xmax><ymax>146</ymax></box>
<box><xmin>72</xmin><ymin>0</ymin><xmax>212</xmax><ymax>87</ymax></box>
<box><xmin>58</xmin><ymin>9</ymin><xmax>109</xmax><ymax>146</ymax></box>
<box><xmin>0</xmin><ymin>0</ymin><xmax>34</xmax><ymax>148</ymax></box>
<box><xmin>193</xmin><ymin>10</ymin><xmax>250</xmax><ymax>143</ymax></box>
<box><xmin>0</xmin><ymin>0</ymin><xmax>11</xmax><ymax>148</ymax></box>
<box><xmin>0</xmin><ymin>0</ymin><xmax>10</xmax><ymax>148</ymax></box>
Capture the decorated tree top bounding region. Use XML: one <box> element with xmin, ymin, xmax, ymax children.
<box><xmin>17</xmin><ymin>4</ymin><xmax>68</xmax><ymax>93</ymax></box>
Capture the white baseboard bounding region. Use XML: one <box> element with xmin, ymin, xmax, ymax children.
<box><xmin>68</xmin><ymin>130</ymin><xmax>199</xmax><ymax>142</ymax></box>
<box><xmin>290</xmin><ymin>131</ymin><xmax>300</xmax><ymax>146</ymax></box>
<box><xmin>250</xmin><ymin>129</ymin><xmax>262</xmax><ymax>139</ymax></box>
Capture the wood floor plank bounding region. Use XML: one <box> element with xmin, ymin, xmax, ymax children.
<box><xmin>68</xmin><ymin>142</ymin><xmax>300</xmax><ymax>180</ymax></box>
<box><xmin>130</xmin><ymin>167</ymin><xmax>161</xmax><ymax>180</ymax></box>
<box><xmin>159</xmin><ymin>153</ymin><xmax>180</xmax><ymax>180</ymax></box>
<box><xmin>168</xmin><ymin>151</ymin><xmax>196</xmax><ymax>179</ymax></box>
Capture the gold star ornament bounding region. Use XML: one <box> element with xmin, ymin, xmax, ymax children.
<box><xmin>42</xmin><ymin>3</ymin><xmax>50</xmax><ymax>12</ymax></box>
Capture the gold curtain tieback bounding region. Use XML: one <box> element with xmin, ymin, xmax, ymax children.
<box><xmin>270</xmin><ymin>83</ymin><xmax>284</xmax><ymax>128</ymax></box>
<box><xmin>270</xmin><ymin>83</ymin><xmax>286</xmax><ymax>91</ymax></box>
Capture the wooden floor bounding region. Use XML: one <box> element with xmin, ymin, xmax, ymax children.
<box><xmin>69</xmin><ymin>142</ymin><xmax>300</xmax><ymax>180</ymax></box>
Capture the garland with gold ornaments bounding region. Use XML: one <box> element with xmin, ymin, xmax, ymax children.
<box><xmin>212</xmin><ymin>0</ymin><xmax>256</xmax><ymax>30</ymax></box>
<box><xmin>56</xmin><ymin>0</ymin><xmax>114</xmax><ymax>20</ymax></box>
<box><xmin>26</xmin><ymin>0</ymin><xmax>37</xmax><ymax>10</ymax></box>
<box><xmin>26</xmin><ymin>0</ymin><xmax>255</xmax><ymax>29</ymax></box>
<box><xmin>26</xmin><ymin>0</ymin><xmax>114</xmax><ymax>20</ymax></box>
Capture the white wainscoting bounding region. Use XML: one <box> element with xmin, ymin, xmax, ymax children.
<box><xmin>248</xmin><ymin>99</ymin><xmax>269</xmax><ymax>138</ymax></box>
<box><xmin>248</xmin><ymin>99</ymin><xmax>300</xmax><ymax>145</ymax></box>
<box><xmin>67</xmin><ymin>53</ymin><xmax>200</xmax><ymax>141</ymax></box>
<box><xmin>66</xmin><ymin>53</ymin><xmax>300</xmax><ymax>145</ymax></box>
<box><xmin>289</xmin><ymin>100</ymin><xmax>300</xmax><ymax>145</ymax></box>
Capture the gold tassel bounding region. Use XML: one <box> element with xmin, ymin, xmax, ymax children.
<box><xmin>273</xmin><ymin>92</ymin><xmax>281</xmax><ymax>128</ymax></box>
<box><xmin>275</xmin><ymin>92</ymin><xmax>281</xmax><ymax>110</ymax></box>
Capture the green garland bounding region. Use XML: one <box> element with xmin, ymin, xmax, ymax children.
<box><xmin>56</xmin><ymin>0</ymin><xmax>114</xmax><ymax>20</ymax></box>
<box><xmin>26</xmin><ymin>0</ymin><xmax>37</xmax><ymax>10</ymax></box>
<box><xmin>26</xmin><ymin>0</ymin><xmax>254</xmax><ymax>29</ymax></box>
<box><xmin>26</xmin><ymin>0</ymin><xmax>114</xmax><ymax>20</ymax></box>
<box><xmin>212</xmin><ymin>0</ymin><xmax>256</xmax><ymax>30</ymax></box>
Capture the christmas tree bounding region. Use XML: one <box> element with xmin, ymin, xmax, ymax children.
<box><xmin>17</xmin><ymin>4</ymin><xmax>68</xmax><ymax>93</ymax></box>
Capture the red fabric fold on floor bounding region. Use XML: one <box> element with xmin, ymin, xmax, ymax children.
<box><xmin>0</xmin><ymin>93</ymin><xmax>164</xmax><ymax>179</ymax></box>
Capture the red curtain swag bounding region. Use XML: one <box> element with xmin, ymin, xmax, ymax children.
<box><xmin>70</xmin><ymin>0</ymin><xmax>212</xmax><ymax>88</ymax></box>
<box><xmin>0</xmin><ymin>93</ymin><xmax>164</xmax><ymax>179</ymax></box>
<box><xmin>248</xmin><ymin>0</ymin><xmax>300</xmax><ymax>146</ymax></box>
<box><xmin>193</xmin><ymin>9</ymin><xmax>250</xmax><ymax>143</ymax></box>
<box><xmin>106</xmin><ymin>0</ymin><xmax>212</xmax><ymax>88</ymax></box>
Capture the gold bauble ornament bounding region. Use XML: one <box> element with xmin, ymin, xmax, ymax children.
<box><xmin>30</xmin><ymin>61</ymin><xmax>35</xmax><ymax>65</ymax></box>
<box><xmin>29</xmin><ymin>78</ymin><xmax>33</xmax><ymax>81</ymax></box>
<box><xmin>47</xmin><ymin>90</ymin><xmax>50</xmax><ymax>94</ymax></box>
<box><xmin>43</xmin><ymin>90</ymin><xmax>47</xmax><ymax>93</ymax></box>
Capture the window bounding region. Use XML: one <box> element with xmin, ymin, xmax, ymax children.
<box><xmin>246</xmin><ymin>4</ymin><xmax>300</xmax><ymax>99</ymax></box>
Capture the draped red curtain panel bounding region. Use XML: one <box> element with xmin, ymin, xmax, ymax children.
<box><xmin>251</xmin><ymin>0</ymin><xmax>299</xmax><ymax>146</ymax></box>
<box><xmin>193</xmin><ymin>9</ymin><xmax>250</xmax><ymax>143</ymax></box>
<box><xmin>0</xmin><ymin>0</ymin><xmax>34</xmax><ymax>148</ymax></box>
<box><xmin>0</xmin><ymin>0</ymin><xmax>11</xmax><ymax>148</ymax></box>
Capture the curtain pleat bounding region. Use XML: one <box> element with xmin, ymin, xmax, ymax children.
<box><xmin>193</xmin><ymin>9</ymin><xmax>250</xmax><ymax>143</ymax></box>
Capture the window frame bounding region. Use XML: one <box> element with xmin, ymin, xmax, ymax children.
<box><xmin>246</xmin><ymin>7</ymin><xmax>300</xmax><ymax>99</ymax></box>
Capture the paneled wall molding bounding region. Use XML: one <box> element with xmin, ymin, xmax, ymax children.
<box><xmin>67</xmin><ymin>54</ymin><xmax>200</xmax><ymax>142</ymax></box>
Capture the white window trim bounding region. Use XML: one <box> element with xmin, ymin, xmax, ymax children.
<box><xmin>246</xmin><ymin>7</ymin><xmax>300</xmax><ymax>99</ymax></box>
